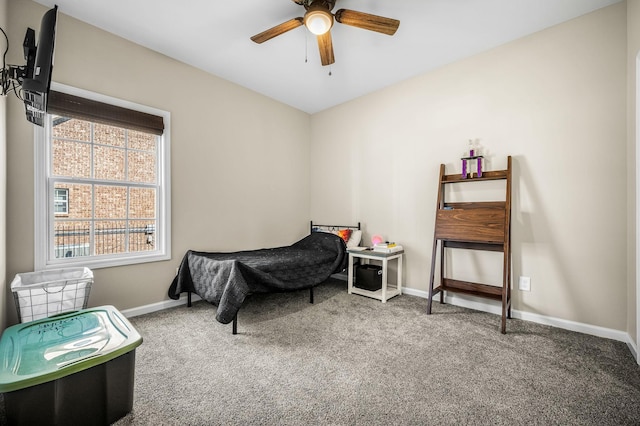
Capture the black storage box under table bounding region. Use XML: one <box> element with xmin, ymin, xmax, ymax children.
<box><xmin>355</xmin><ymin>264</ymin><xmax>383</xmax><ymax>291</ymax></box>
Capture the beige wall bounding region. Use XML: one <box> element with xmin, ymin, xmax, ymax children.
<box><xmin>628</xmin><ymin>0</ymin><xmax>640</xmax><ymax>349</ymax></box>
<box><xmin>0</xmin><ymin>0</ymin><xmax>7</xmax><ymax>332</ymax></box>
<box><xmin>5</xmin><ymin>1</ymin><xmax>311</xmax><ymax>325</ymax></box>
<box><xmin>311</xmin><ymin>3</ymin><xmax>628</xmax><ymax>330</ymax></box>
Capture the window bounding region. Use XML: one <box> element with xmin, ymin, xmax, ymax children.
<box><xmin>54</xmin><ymin>188</ymin><xmax>69</xmax><ymax>215</ymax></box>
<box><xmin>35</xmin><ymin>83</ymin><xmax>171</xmax><ymax>269</ymax></box>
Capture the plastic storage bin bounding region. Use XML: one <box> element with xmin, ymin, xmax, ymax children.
<box><xmin>355</xmin><ymin>264</ymin><xmax>382</xmax><ymax>291</ymax></box>
<box><xmin>0</xmin><ymin>305</ymin><xmax>143</xmax><ymax>425</ymax></box>
<box><xmin>11</xmin><ymin>267</ymin><xmax>93</xmax><ymax>323</ymax></box>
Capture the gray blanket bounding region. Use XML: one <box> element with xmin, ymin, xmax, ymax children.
<box><xmin>168</xmin><ymin>232</ymin><xmax>347</xmax><ymax>323</ymax></box>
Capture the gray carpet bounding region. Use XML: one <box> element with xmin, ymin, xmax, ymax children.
<box><xmin>2</xmin><ymin>278</ymin><xmax>640</xmax><ymax>425</ymax></box>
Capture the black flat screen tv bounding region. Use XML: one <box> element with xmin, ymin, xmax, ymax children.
<box><xmin>21</xmin><ymin>5</ymin><xmax>58</xmax><ymax>126</ymax></box>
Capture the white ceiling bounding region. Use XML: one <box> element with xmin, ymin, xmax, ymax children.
<box><xmin>35</xmin><ymin>0</ymin><xmax>621</xmax><ymax>114</ymax></box>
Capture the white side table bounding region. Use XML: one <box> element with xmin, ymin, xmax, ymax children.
<box><xmin>347</xmin><ymin>248</ymin><xmax>404</xmax><ymax>302</ymax></box>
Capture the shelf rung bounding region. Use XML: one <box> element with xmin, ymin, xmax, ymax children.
<box><xmin>442</xmin><ymin>240</ymin><xmax>504</xmax><ymax>252</ymax></box>
<box><xmin>443</xmin><ymin>202</ymin><xmax>505</xmax><ymax>210</ymax></box>
<box><xmin>441</xmin><ymin>278</ymin><xmax>504</xmax><ymax>300</ymax></box>
<box><xmin>442</xmin><ymin>169</ymin><xmax>509</xmax><ymax>183</ymax></box>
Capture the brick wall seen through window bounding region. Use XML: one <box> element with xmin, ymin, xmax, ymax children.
<box><xmin>52</xmin><ymin>116</ymin><xmax>157</xmax><ymax>258</ymax></box>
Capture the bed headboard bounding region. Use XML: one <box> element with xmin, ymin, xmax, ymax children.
<box><xmin>309</xmin><ymin>221</ymin><xmax>361</xmax><ymax>233</ymax></box>
<box><xmin>310</xmin><ymin>221</ymin><xmax>362</xmax><ymax>247</ymax></box>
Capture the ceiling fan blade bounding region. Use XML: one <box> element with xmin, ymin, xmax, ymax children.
<box><xmin>334</xmin><ymin>9</ymin><xmax>400</xmax><ymax>36</ymax></box>
<box><xmin>317</xmin><ymin>31</ymin><xmax>335</xmax><ymax>66</ymax></box>
<box><xmin>291</xmin><ymin>0</ymin><xmax>304</xmax><ymax>4</ymax></box>
<box><xmin>250</xmin><ymin>18</ymin><xmax>304</xmax><ymax>44</ymax></box>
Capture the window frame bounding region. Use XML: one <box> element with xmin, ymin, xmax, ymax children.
<box><xmin>53</xmin><ymin>187</ymin><xmax>69</xmax><ymax>215</ymax></box>
<box><xmin>35</xmin><ymin>82</ymin><xmax>171</xmax><ymax>270</ymax></box>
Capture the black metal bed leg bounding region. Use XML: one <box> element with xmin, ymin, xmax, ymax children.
<box><xmin>232</xmin><ymin>314</ymin><xmax>238</xmax><ymax>335</ymax></box>
<box><xmin>187</xmin><ymin>292</ymin><xmax>192</xmax><ymax>307</ymax></box>
<box><xmin>309</xmin><ymin>287</ymin><xmax>314</xmax><ymax>304</ymax></box>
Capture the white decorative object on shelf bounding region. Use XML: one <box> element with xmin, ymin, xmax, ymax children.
<box><xmin>373</xmin><ymin>243</ymin><xmax>403</xmax><ymax>253</ymax></box>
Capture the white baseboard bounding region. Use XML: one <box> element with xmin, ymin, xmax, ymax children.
<box><xmin>331</xmin><ymin>272</ymin><xmax>348</xmax><ymax>281</ymax></box>
<box><xmin>121</xmin><ymin>274</ymin><xmax>349</xmax><ymax>318</ymax></box>
<box><xmin>627</xmin><ymin>337</ymin><xmax>639</xmax><ymax>364</ymax></box>
<box><xmin>402</xmin><ymin>286</ymin><xmax>635</xmax><ymax>355</ymax></box>
<box><xmin>120</xmin><ymin>293</ymin><xmax>201</xmax><ymax>318</ymax></box>
<box><xmin>118</xmin><ymin>284</ymin><xmax>638</xmax><ymax>363</ymax></box>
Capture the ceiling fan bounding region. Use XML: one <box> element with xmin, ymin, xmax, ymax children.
<box><xmin>250</xmin><ymin>0</ymin><xmax>400</xmax><ymax>66</ymax></box>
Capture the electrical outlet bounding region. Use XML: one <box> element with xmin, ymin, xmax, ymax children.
<box><xmin>518</xmin><ymin>276</ymin><xmax>531</xmax><ymax>291</ymax></box>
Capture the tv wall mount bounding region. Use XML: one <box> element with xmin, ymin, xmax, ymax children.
<box><xmin>1</xmin><ymin>26</ymin><xmax>37</xmax><ymax>98</ymax></box>
<box><xmin>0</xmin><ymin>5</ymin><xmax>58</xmax><ymax>126</ymax></box>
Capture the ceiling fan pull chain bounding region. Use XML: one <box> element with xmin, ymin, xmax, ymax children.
<box><xmin>305</xmin><ymin>31</ymin><xmax>308</xmax><ymax>63</ymax></box>
<box><xmin>328</xmin><ymin>65</ymin><xmax>332</xmax><ymax>76</ymax></box>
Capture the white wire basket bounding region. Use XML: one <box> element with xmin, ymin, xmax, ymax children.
<box><xmin>11</xmin><ymin>267</ymin><xmax>93</xmax><ymax>323</ymax></box>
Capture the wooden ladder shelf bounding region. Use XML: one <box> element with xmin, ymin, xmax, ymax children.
<box><xmin>427</xmin><ymin>156</ymin><xmax>512</xmax><ymax>333</ymax></box>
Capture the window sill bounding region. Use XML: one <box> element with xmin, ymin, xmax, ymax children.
<box><xmin>40</xmin><ymin>251</ymin><xmax>171</xmax><ymax>270</ymax></box>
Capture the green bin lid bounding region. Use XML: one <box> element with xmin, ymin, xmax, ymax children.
<box><xmin>0</xmin><ymin>305</ymin><xmax>142</xmax><ymax>393</ymax></box>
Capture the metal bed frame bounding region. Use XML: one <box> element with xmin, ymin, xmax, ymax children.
<box><xmin>186</xmin><ymin>221</ymin><xmax>361</xmax><ymax>334</ymax></box>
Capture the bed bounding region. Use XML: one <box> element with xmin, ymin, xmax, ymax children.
<box><xmin>168</xmin><ymin>221</ymin><xmax>361</xmax><ymax>333</ymax></box>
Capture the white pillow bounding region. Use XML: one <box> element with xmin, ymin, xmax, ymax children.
<box><xmin>346</xmin><ymin>230</ymin><xmax>362</xmax><ymax>248</ymax></box>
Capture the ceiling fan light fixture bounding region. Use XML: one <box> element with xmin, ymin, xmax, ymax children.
<box><xmin>304</xmin><ymin>7</ymin><xmax>333</xmax><ymax>35</ymax></box>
